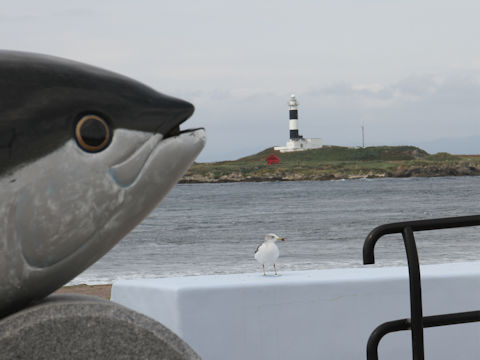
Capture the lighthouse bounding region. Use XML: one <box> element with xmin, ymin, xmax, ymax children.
<box><xmin>289</xmin><ymin>94</ymin><xmax>302</xmax><ymax>139</ymax></box>
<box><xmin>274</xmin><ymin>94</ymin><xmax>323</xmax><ymax>153</ymax></box>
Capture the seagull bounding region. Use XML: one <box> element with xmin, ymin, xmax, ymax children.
<box><xmin>254</xmin><ymin>233</ymin><xmax>285</xmax><ymax>275</ymax></box>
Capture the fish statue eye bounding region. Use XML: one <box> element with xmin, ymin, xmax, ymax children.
<box><xmin>74</xmin><ymin>114</ymin><xmax>111</xmax><ymax>152</ymax></box>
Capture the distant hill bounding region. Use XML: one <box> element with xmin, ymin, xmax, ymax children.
<box><xmin>182</xmin><ymin>146</ymin><xmax>480</xmax><ymax>183</ymax></box>
<box><xmin>235</xmin><ymin>145</ymin><xmax>429</xmax><ymax>163</ymax></box>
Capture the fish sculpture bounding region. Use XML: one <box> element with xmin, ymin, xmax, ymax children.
<box><xmin>0</xmin><ymin>50</ymin><xmax>206</xmax><ymax>316</ymax></box>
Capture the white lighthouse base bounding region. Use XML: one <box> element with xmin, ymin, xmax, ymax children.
<box><xmin>274</xmin><ymin>138</ymin><xmax>323</xmax><ymax>153</ymax></box>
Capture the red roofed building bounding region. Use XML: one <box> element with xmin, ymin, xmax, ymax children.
<box><xmin>266</xmin><ymin>154</ymin><xmax>279</xmax><ymax>165</ymax></box>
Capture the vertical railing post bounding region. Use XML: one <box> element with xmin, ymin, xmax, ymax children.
<box><xmin>363</xmin><ymin>215</ymin><xmax>480</xmax><ymax>359</ymax></box>
<box><xmin>402</xmin><ymin>226</ymin><xmax>424</xmax><ymax>360</ymax></box>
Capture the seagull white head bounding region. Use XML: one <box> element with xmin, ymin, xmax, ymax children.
<box><xmin>264</xmin><ymin>233</ymin><xmax>285</xmax><ymax>242</ymax></box>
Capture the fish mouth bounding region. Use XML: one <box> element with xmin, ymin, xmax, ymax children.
<box><xmin>164</xmin><ymin>126</ymin><xmax>205</xmax><ymax>139</ymax></box>
<box><xmin>109</xmin><ymin>127</ymin><xmax>205</xmax><ymax>188</ymax></box>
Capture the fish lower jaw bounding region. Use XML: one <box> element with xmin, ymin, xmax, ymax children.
<box><xmin>109</xmin><ymin>128</ymin><xmax>206</xmax><ymax>188</ymax></box>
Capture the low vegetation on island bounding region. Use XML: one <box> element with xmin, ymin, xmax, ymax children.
<box><xmin>181</xmin><ymin>145</ymin><xmax>480</xmax><ymax>183</ymax></box>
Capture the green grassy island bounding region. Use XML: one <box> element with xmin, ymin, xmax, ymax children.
<box><xmin>181</xmin><ymin>145</ymin><xmax>480</xmax><ymax>183</ymax></box>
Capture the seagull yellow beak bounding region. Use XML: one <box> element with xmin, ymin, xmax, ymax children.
<box><xmin>278</xmin><ymin>237</ymin><xmax>285</xmax><ymax>241</ymax></box>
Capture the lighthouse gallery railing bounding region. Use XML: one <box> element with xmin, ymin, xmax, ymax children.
<box><xmin>362</xmin><ymin>215</ymin><xmax>480</xmax><ymax>360</ymax></box>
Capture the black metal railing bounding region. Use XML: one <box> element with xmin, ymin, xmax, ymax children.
<box><xmin>363</xmin><ymin>215</ymin><xmax>480</xmax><ymax>360</ymax></box>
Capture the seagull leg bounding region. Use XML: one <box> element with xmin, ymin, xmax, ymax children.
<box><xmin>274</xmin><ymin>264</ymin><xmax>278</xmax><ymax>276</ymax></box>
<box><xmin>262</xmin><ymin>264</ymin><xmax>266</xmax><ymax>276</ymax></box>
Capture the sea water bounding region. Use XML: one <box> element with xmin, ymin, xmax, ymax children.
<box><xmin>70</xmin><ymin>176</ymin><xmax>480</xmax><ymax>284</ymax></box>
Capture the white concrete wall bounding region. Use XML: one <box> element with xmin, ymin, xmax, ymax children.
<box><xmin>111</xmin><ymin>262</ymin><xmax>480</xmax><ymax>360</ymax></box>
<box><xmin>305</xmin><ymin>138</ymin><xmax>323</xmax><ymax>148</ymax></box>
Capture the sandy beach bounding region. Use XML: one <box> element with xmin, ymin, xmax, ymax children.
<box><xmin>55</xmin><ymin>284</ymin><xmax>112</xmax><ymax>300</ymax></box>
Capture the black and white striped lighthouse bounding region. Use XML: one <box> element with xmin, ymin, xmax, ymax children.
<box><xmin>289</xmin><ymin>94</ymin><xmax>302</xmax><ymax>139</ymax></box>
<box><xmin>275</xmin><ymin>94</ymin><xmax>322</xmax><ymax>152</ymax></box>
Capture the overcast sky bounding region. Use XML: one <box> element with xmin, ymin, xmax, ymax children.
<box><xmin>2</xmin><ymin>1</ymin><xmax>480</xmax><ymax>161</ymax></box>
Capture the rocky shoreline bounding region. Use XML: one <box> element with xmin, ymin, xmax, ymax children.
<box><xmin>180</xmin><ymin>163</ymin><xmax>480</xmax><ymax>183</ymax></box>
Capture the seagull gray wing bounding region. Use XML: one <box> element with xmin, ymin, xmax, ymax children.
<box><xmin>255</xmin><ymin>243</ymin><xmax>262</xmax><ymax>254</ymax></box>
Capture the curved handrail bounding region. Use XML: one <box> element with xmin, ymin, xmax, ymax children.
<box><xmin>362</xmin><ymin>214</ymin><xmax>480</xmax><ymax>359</ymax></box>
<box><xmin>363</xmin><ymin>215</ymin><xmax>480</xmax><ymax>265</ymax></box>
<box><xmin>367</xmin><ymin>311</ymin><xmax>480</xmax><ymax>360</ymax></box>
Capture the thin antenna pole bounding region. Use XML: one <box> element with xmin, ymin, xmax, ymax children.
<box><xmin>362</xmin><ymin>125</ymin><xmax>365</xmax><ymax>148</ymax></box>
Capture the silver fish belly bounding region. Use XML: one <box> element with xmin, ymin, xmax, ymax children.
<box><xmin>0</xmin><ymin>51</ymin><xmax>206</xmax><ymax>316</ymax></box>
